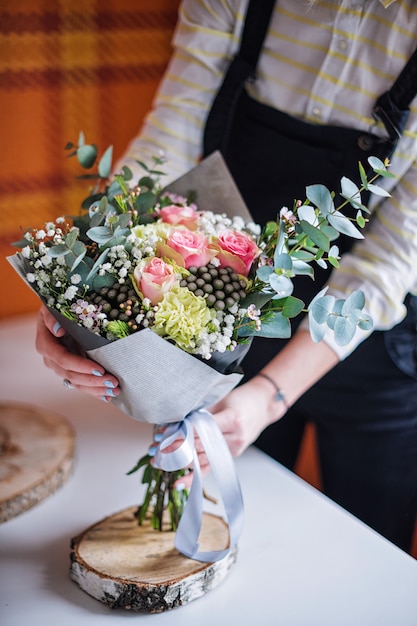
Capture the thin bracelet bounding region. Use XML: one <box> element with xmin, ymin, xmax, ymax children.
<box><xmin>256</xmin><ymin>373</ymin><xmax>289</xmax><ymax>410</ymax></box>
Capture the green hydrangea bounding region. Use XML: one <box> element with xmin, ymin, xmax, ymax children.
<box><xmin>153</xmin><ymin>285</ymin><xmax>213</xmax><ymax>352</ymax></box>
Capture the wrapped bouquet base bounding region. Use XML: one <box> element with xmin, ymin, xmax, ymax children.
<box><xmin>70</xmin><ymin>505</ymin><xmax>236</xmax><ymax>613</ymax></box>
<box><xmin>0</xmin><ymin>402</ymin><xmax>75</xmax><ymax>523</ymax></box>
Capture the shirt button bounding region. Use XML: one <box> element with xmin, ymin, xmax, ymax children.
<box><xmin>338</xmin><ymin>39</ymin><xmax>349</xmax><ymax>52</ymax></box>
<box><xmin>312</xmin><ymin>107</ymin><xmax>322</xmax><ymax>119</ymax></box>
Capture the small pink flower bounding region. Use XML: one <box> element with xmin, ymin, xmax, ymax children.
<box><xmin>216</xmin><ymin>230</ymin><xmax>260</xmax><ymax>276</ymax></box>
<box><xmin>133</xmin><ymin>257</ymin><xmax>177</xmax><ymax>305</ymax></box>
<box><xmin>158</xmin><ymin>228</ymin><xmax>217</xmax><ymax>269</ymax></box>
<box><xmin>159</xmin><ymin>204</ymin><xmax>199</xmax><ymax>230</ymax></box>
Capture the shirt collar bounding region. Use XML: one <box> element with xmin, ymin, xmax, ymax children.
<box><xmin>379</xmin><ymin>0</ymin><xmax>398</xmax><ymax>7</ymax></box>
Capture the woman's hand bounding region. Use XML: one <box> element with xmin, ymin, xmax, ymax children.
<box><xmin>36</xmin><ymin>305</ymin><xmax>119</xmax><ymax>401</ymax></box>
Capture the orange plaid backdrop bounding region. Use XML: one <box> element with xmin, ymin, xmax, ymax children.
<box><xmin>0</xmin><ymin>0</ymin><xmax>181</xmax><ymax>318</ymax></box>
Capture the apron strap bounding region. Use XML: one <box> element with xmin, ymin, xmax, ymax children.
<box><xmin>203</xmin><ymin>0</ymin><xmax>275</xmax><ymax>156</ymax></box>
<box><xmin>373</xmin><ymin>46</ymin><xmax>417</xmax><ymax>143</ymax></box>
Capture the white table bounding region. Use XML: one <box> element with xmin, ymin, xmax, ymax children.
<box><xmin>1</xmin><ymin>313</ymin><xmax>417</xmax><ymax>626</ymax></box>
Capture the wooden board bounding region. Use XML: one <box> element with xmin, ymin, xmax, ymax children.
<box><xmin>70</xmin><ymin>506</ymin><xmax>237</xmax><ymax>612</ymax></box>
<box><xmin>0</xmin><ymin>402</ymin><xmax>75</xmax><ymax>523</ymax></box>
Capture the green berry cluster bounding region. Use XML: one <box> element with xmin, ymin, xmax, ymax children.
<box><xmin>92</xmin><ymin>283</ymin><xmax>142</xmax><ymax>330</ymax></box>
<box><xmin>180</xmin><ymin>264</ymin><xmax>247</xmax><ymax>311</ymax></box>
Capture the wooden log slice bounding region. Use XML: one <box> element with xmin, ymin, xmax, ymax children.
<box><xmin>0</xmin><ymin>402</ymin><xmax>75</xmax><ymax>523</ymax></box>
<box><xmin>70</xmin><ymin>506</ymin><xmax>237</xmax><ymax>612</ymax></box>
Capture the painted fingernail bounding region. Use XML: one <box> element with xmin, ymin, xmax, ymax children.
<box><xmin>92</xmin><ymin>370</ymin><xmax>103</xmax><ymax>377</ymax></box>
<box><xmin>101</xmin><ymin>396</ymin><xmax>111</xmax><ymax>402</ymax></box>
<box><xmin>148</xmin><ymin>446</ymin><xmax>157</xmax><ymax>457</ymax></box>
<box><xmin>53</xmin><ymin>322</ymin><xmax>62</xmax><ymax>335</ymax></box>
<box><xmin>175</xmin><ymin>482</ymin><xmax>186</xmax><ymax>492</ymax></box>
<box><xmin>105</xmin><ymin>389</ymin><xmax>118</xmax><ymax>397</ymax></box>
<box><xmin>154</xmin><ymin>433</ymin><xmax>163</xmax><ymax>442</ymax></box>
<box><xmin>104</xmin><ymin>380</ymin><xmax>116</xmax><ymax>388</ymax></box>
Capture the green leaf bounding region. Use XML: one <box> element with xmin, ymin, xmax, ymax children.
<box><xmin>253</xmin><ymin>312</ymin><xmax>291</xmax><ymax>338</ymax></box>
<box><xmin>281</xmin><ymin>296</ymin><xmax>305</xmax><ymax>318</ymax></box>
<box><xmin>306</xmin><ymin>184</ymin><xmax>334</xmax><ymax>216</ymax></box>
<box><xmin>358</xmin><ymin>161</ymin><xmax>368</xmax><ymax>189</ymax></box>
<box><xmin>300</xmin><ymin>220</ymin><xmax>330</xmax><ymax>250</ymax></box>
<box><xmin>308</xmin><ymin>314</ymin><xmax>326</xmax><ymax>343</ymax></box>
<box><xmin>368</xmin><ymin>155</ymin><xmax>385</xmax><ymax>171</ymax></box>
<box><xmin>136</xmin><ymin>190</ymin><xmax>158</xmax><ymax>213</ymax></box>
<box><xmin>92</xmin><ymin>272</ymin><xmax>116</xmax><ymax>291</ymax></box>
<box><xmin>298</xmin><ymin>204</ymin><xmax>317</xmax><ymax>225</ymax></box>
<box><xmin>240</xmin><ymin>290</ymin><xmax>274</xmax><ymax>310</ymax></box>
<box><xmin>356</xmin><ymin>211</ymin><xmax>366</xmax><ymax>228</ymax></box>
<box><xmin>98</xmin><ymin>145</ymin><xmax>113</xmax><ymax>178</ymax></box>
<box><xmin>138</xmin><ymin>176</ymin><xmax>155</xmax><ymax>190</ymax></box>
<box><xmin>85</xmin><ymin>248</ymin><xmax>110</xmax><ymax>282</ymax></box>
<box><xmin>122</xmin><ymin>165</ymin><xmax>133</xmax><ymax>181</ymax></box>
<box><xmin>77</xmin><ymin>143</ymin><xmax>97</xmax><ymax>169</ymax></box>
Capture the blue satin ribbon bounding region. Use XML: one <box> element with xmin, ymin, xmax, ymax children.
<box><xmin>153</xmin><ymin>408</ymin><xmax>244</xmax><ymax>563</ymax></box>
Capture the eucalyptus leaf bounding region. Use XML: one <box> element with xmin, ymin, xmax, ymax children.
<box><xmin>311</xmin><ymin>294</ymin><xmax>336</xmax><ymax>323</ymax></box>
<box><xmin>269</xmin><ymin>273</ymin><xmax>294</xmax><ymax>297</ymax></box>
<box><xmin>121</xmin><ymin>165</ymin><xmax>133</xmax><ymax>181</ymax></box>
<box><xmin>308</xmin><ymin>313</ymin><xmax>327</xmax><ymax>343</ymax></box>
<box><xmin>92</xmin><ymin>272</ymin><xmax>116</xmax><ymax>291</ymax></box>
<box><xmin>358</xmin><ymin>161</ymin><xmax>368</xmax><ymax>189</ymax></box>
<box><xmin>70</xmin><ymin>249</ymin><xmax>87</xmax><ymax>272</ymax></box>
<box><xmin>341</xmin><ymin>290</ymin><xmax>365</xmax><ymax>315</ymax></box>
<box><xmin>273</xmin><ymin>252</ymin><xmax>292</xmax><ymax>271</ymax></box>
<box><xmin>367</xmin><ymin>183</ymin><xmax>391</xmax><ymax>197</ymax></box>
<box><xmin>333</xmin><ymin>315</ymin><xmax>357</xmax><ymax>345</ymax></box>
<box><xmin>136</xmin><ymin>190</ymin><xmax>158</xmax><ymax>213</ymax></box>
<box><xmin>358</xmin><ymin>312</ymin><xmax>373</xmax><ymax>331</ymax></box>
<box><xmin>256</xmin><ymin>265</ymin><xmax>274</xmax><ymax>282</ymax></box>
<box><xmin>240</xmin><ymin>290</ymin><xmax>274</xmax><ymax>310</ymax></box>
<box><xmin>77</xmin><ymin>144</ymin><xmax>97</xmax><ymax>169</ymax></box>
<box><xmin>300</xmin><ymin>220</ymin><xmax>330</xmax><ymax>250</ymax></box>
<box><xmin>292</xmin><ymin>259</ymin><xmax>314</xmax><ymax>277</ymax></box>
<box><xmin>48</xmin><ymin>244</ymin><xmax>70</xmax><ymax>258</ymax></box>
<box><xmin>98</xmin><ymin>145</ymin><xmax>113</xmax><ymax>179</ymax></box>
<box><xmin>86</xmin><ymin>248</ymin><xmax>110</xmax><ymax>282</ymax></box>
<box><xmin>306</xmin><ymin>184</ymin><xmax>334</xmax><ymax>216</ymax></box>
<box><xmin>298</xmin><ymin>204</ymin><xmax>318</xmax><ymax>225</ymax></box>
<box><xmin>65</xmin><ymin>228</ymin><xmax>79</xmax><ymax>249</ymax></box>
<box><xmin>340</xmin><ymin>176</ymin><xmax>362</xmax><ymax>208</ymax></box>
<box><xmin>86</xmin><ymin>225</ymin><xmax>114</xmax><ymax>244</ymax></box>
<box><xmin>327</xmin><ymin>212</ymin><xmax>364</xmax><ymax>239</ymax></box>
<box><xmin>78</xmin><ymin>131</ymin><xmax>85</xmax><ymax>147</ymax></box>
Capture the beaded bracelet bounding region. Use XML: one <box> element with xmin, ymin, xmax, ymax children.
<box><xmin>256</xmin><ymin>372</ymin><xmax>289</xmax><ymax>411</ymax></box>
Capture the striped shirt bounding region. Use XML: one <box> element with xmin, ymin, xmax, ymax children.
<box><xmin>118</xmin><ymin>0</ymin><xmax>417</xmax><ymax>358</ymax></box>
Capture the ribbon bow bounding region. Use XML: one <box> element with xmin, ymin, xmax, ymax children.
<box><xmin>153</xmin><ymin>408</ymin><xmax>244</xmax><ymax>562</ymax></box>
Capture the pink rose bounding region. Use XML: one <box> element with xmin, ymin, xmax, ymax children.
<box><xmin>133</xmin><ymin>257</ymin><xmax>177</xmax><ymax>305</ymax></box>
<box><xmin>159</xmin><ymin>204</ymin><xmax>199</xmax><ymax>230</ymax></box>
<box><xmin>158</xmin><ymin>228</ymin><xmax>217</xmax><ymax>269</ymax></box>
<box><xmin>216</xmin><ymin>230</ymin><xmax>260</xmax><ymax>276</ymax></box>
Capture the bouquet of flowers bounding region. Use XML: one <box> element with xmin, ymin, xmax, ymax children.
<box><xmin>8</xmin><ymin>133</ymin><xmax>391</xmax><ymax>561</ymax></box>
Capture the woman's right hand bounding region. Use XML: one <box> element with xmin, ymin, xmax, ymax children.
<box><xmin>36</xmin><ymin>305</ymin><xmax>119</xmax><ymax>401</ymax></box>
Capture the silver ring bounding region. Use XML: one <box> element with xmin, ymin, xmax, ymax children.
<box><xmin>62</xmin><ymin>378</ymin><xmax>73</xmax><ymax>390</ymax></box>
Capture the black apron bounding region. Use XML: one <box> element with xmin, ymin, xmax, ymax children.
<box><xmin>202</xmin><ymin>0</ymin><xmax>417</xmax><ymax>383</ymax></box>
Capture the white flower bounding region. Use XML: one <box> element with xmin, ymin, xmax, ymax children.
<box><xmin>26</xmin><ymin>273</ymin><xmax>36</xmax><ymax>283</ymax></box>
<box><xmin>21</xmin><ymin>246</ymin><xmax>31</xmax><ymax>259</ymax></box>
<box><xmin>64</xmin><ymin>286</ymin><xmax>78</xmax><ymax>300</ymax></box>
<box><xmin>36</xmin><ymin>230</ymin><xmax>46</xmax><ymax>239</ymax></box>
<box><xmin>70</xmin><ymin>274</ymin><xmax>82</xmax><ymax>284</ymax></box>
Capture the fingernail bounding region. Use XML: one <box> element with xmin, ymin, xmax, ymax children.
<box><xmin>105</xmin><ymin>389</ymin><xmax>118</xmax><ymax>397</ymax></box>
<box><xmin>104</xmin><ymin>380</ymin><xmax>116</xmax><ymax>388</ymax></box>
<box><xmin>92</xmin><ymin>370</ymin><xmax>103</xmax><ymax>377</ymax></box>
<box><xmin>154</xmin><ymin>433</ymin><xmax>163</xmax><ymax>442</ymax></box>
<box><xmin>101</xmin><ymin>396</ymin><xmax>111</xmax><ymax>402</ymax></box>
<box><xmin>175</xmin><ymin>482</ymin><xmax>185</xmax><ymax>492</ymax></box>
<box><xmin>53</xmin><ymin>322</ymin><xmax>62</xmax><ymax>335</ymax></box>
<box><xmin>148</xmin><ymin>446</ymin><xmax>157</xmax><ymax>457</ymax></box>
